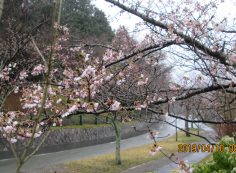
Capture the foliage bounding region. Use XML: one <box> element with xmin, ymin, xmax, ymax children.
<box><xmin>61</xmin><ymin>0</ymin><xmax>114</xmax><ymax>41</ymax></box>
<box><xmin>193</xmin><ymin>136</ymin><xmax>236</xmax><ymax>173</ymax></box>
<box><xmin>199</xmin><ymin>154</ymin><xmax>213</xmax><ymax>164</ymax></box>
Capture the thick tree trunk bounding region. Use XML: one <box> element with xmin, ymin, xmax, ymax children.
<box><xmin>16</xmin><ymin>167</ymin><xmax>21</xmax><ymax>173</ymax></box>
<box><xmin>16</xmin><ymin>161</ymin><xmax>23</xmax><ymax>173</ymax></box>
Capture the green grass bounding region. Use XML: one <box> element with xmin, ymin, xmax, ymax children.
<box><xmin>65</xmin><ymin>130</ymin><xmax>203</xmax><ymax>173</ymax></box>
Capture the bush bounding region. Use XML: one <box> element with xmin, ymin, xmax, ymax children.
<box><xmin>193</xmin><ymin>136</ymin><xmax>236</xmax><ymax>173</ymax></box>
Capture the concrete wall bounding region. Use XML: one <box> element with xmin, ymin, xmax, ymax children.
<box><xmin>0</xmin><ymin>121</ymin><xmax>159</xmax><ymax>159</ymax></box>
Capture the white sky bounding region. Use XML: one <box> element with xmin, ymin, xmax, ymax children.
<box><xmin>94</xmin><ymin>0</ymin><xmax>236</xmax><ymax>32</ymax></box>
<box><xmin>93</xmin><ymin>0</ymin><xmax>144</xmax><ymax>39</ymax></box>
<box><xmin>93</xmin><ymin>0</ymin><xmax>140</xmax><ymax>30</ymax></box>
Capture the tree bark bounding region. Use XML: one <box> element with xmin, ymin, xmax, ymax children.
<box><xmin>0</xmin><ymin>0</ymin><xmax>4</xmax><ymax>20</ymax></box>
<box><xmin>16</xmin><ymin>161</ymin><xmax>23</xmax><ymax>173</ymax></box>
<box><xmin>185</xmin><ymin>107</ymin><xmax>191</xmax><ymax>137</ymax></box>
<box><xmin>94</xmin><ymin>115</ymin><xmax>98</xmax><ymax>125</ymax></box>
<box><xmin>176</xmin><ymin>118</ymin><xmax>178</xmax><ymax>141</ymax></box>
<box><xmin>79</xmin><ymin>115</ymin><xmax>83</xmax><ymax>125</ymax></box>
<box><xmin>112</xmin><ymin>119</ymin><xmax>122</xmax><ymax>165</ymax></box>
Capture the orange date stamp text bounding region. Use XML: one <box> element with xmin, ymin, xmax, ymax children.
<box><xmin>178</xmin><ymin>144</ymin><xmax>236</xmax><ymax>153</ymax></box>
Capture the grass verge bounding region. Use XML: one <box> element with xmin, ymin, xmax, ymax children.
<box><xmin>198</xmin><ymin>153</ymin><xmax>213</xmax><ymax>163</ymax></box>
<box><xmin>66</xmin><ymin>130</ymin><xmax>203</xmax><ymax>173</ymax></box>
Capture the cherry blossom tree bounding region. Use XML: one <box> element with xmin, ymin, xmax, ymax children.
<box><xmin>101</xmin><ymin>0</ymin><xmax>236</xmax><ymax>171</ymax></box>
<box><xmin>1</xmin><ymin>0</ymin><xmax>236</xmax><ymax>172</ymax></box>
<box><xmin>56</xmin><ymin>25</ymin><xmax>172</xmax><ymax>165</ymax></box>
<box><xmin>0</xmin><ymin>7</ymin><xmax>170</xmax><ymax>169</ymax></box>
<box><xmin>0</xmin><ymin>0</ymin><xmax>67</xmax><ymax>172</ymax></box>
<box><xmin>102</xmin><ymin>0</ymin><xmax>236</xmax><ymax>123</ymax></box>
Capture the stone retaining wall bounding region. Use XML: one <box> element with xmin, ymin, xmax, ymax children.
<box><xmin>0</xmin><ymin>122</ymin><xmax>159</xmax><ymax>159</ymax></box>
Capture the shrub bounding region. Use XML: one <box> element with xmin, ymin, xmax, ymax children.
<box><xmin>193</xmin><ymin>136</ymin><xmax>236</xmax><ymax>173</ymax></box>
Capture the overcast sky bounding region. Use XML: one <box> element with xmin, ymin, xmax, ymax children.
<box><xmin>93</xmin><ymin>0</ymin><xmax>143</xmax><ymax>37</ymax></box>
<box><xmin>93</xmin><ymin>0</ymin><xmax>236</xmax><ymax>31</ymax></box>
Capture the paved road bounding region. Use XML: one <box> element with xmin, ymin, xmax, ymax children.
<box><xmin>0</xmin><ymin>117</ymin><xmax>214</xmax><ymax>173</ymax></box>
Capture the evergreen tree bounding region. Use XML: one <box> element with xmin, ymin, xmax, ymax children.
<box><xmin>61</xmin><ymin>0</ymin><xmax>114</xmax><ymax>41</ymax></box>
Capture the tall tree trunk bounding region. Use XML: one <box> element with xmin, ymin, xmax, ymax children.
<box><xmin>94</xmin><ymin>115</ymin><xmax>98</xmax><ymax>125</ymax></box>
<box><xmin>0</xmin><ymin>0</ymin><xmax>4</xmax><ymax>20</ymax></box>
<box><xmin>197</xmin><ymin>123</ymin><xmax>200</xmax><ymax>135</ymax></box>
<box><xmin>175</xmin><ymin>118</ymin><xmax>178</xmax><ymax>141</ymax></box>
<box><xmin>112</xmin><ymin>119</ymin><xmax>122</xmax><ymax>165</ymax></box>
<box><xmin>185</xmin><ymin>107</ymin><xmax>191</xmax><ymax>137</ymax></box>
<box><xmin>79</xmin><ymin>115</ymin><xmax>83</xmax><ymax>125</ymax></box>
<box><xmin>16</xmin><ymin>166</ymin><xmax>21</xmax><ymax>173</ymax></box>
<box><xmin>16</xmin><ymin>160</ymin><xmax>23</xmax><ymax>173</ymax></box>
<box><xmin>106</xmin><ymin>116</ymin><xmax>109</xmax><ymax>123</ymax></box>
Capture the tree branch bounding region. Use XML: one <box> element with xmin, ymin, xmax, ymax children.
<box><xmin>105</xmin><ymin>0</ymin><xmax>228</xmax><ymax>65</ymax></box>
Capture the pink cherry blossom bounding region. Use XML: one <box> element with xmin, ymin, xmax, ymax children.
<box><xmin>136</xmin><ymin>74</ymin><xmax>149</xmax><ymax>86</ymax></box>
<box><xmin>81</xmin><ymin>65</ymin><xmax>96</xmax><ymax>78</ymax></box>
<box><xmin>110</xmin><ymin>100</ymin><xmax>121</xmax><ymax>111</ymax></box>
<box><xmin>63</xmin><ymin>69</ymin><xmax>74</xmax><ymax>78</ymax></box>
<box><xmin>10</xmin><ymin>138</ymin><xmax>17</xmax><ymax>143</ymax></box>
<box><xmin>3</xmin><ymin>126</ymin><xmax>14</xmax><ymax>134</ymax></box>
<box><xmin>147</xmin><ymin>131</ymin><xmax>159</xmax><ymax>140</ymax></box>
<box><xmin>19</xmin><ymin>71</ymin><xmax>28</xmax><ymax>80</ymax></box>
<box><xmin>155</xmin><ymin>146</ymin><xmax>163</xmax><ymax>152</ymax></box>
<box><xmin>22</xmin><ymin>103</ymin><xmax>38</xmax><ymax>109</ymax></box>
<box><xmin>56</xmin><ymin>98</ymin><xmax>62</xmax><ymax>104</ymax></box>
<box><xmin>32</xmin><ymin>64</ymin><xmax>45</xmax><ymax>76</ymax></box>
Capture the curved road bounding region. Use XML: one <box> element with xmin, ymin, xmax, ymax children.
<box><xmin>0</xmin><ymin>117</ymin><xmax>214</xmax><ymax>173</ymax></box>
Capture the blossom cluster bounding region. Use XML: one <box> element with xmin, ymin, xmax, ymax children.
<box><xmin>0</xmin><ymin>111</ymin><xmax>43</xmax><ymax>143</ymax></box>
<box><xmin>147</xmin><ymin>130</ymin><xmax>193</xmax><ymax>173</ymax></box>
